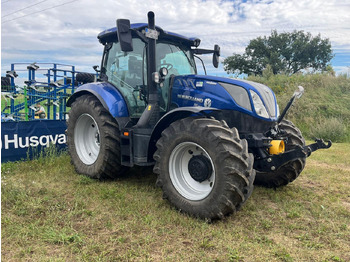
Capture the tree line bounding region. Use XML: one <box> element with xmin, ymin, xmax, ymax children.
<box><xmin>223</xmin><ymin>30</ymin><xmax>334</xmax><ymax>76</ymax></box>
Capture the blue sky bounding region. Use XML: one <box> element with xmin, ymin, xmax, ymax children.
<box><xmin>1</xmin><ymin>0</ymin><xmax>350</xmax><ymax>79</ymax></box>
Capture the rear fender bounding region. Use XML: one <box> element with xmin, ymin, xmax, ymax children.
<box><xmin>148</xmin><ymin>106</ymin><xmax>219</xmax><ymax>161</ymax></box>
<box><xmin>67</xmin><ymin>82</ymin><xmax>129</xmax><ymax>118</ymax></box>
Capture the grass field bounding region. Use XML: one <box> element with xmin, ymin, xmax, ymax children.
<box><xmin>1</xmin><ymin>142</ymin><xmax>349</xmax><ymax>261</ymax></box>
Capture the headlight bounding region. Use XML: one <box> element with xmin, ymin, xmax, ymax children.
<box><xmin>250</xmin><ymin>90</ymin><xmax>269</xmax><ymax>118</ymax></box>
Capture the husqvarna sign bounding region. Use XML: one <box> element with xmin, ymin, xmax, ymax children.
<box><xmin>1</xmin><ymin>133</ymin><xmax>66</xmax><ymax>149</ymax></box>
<box><xmin>1</xmin><ymin>120</ymin><xmax>67</xmax><ymax>162</ymax></box>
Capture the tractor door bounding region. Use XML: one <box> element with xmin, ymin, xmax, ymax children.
<box><xmin>104</xmin><ymin>38</ymin><xmax>147</xmax><ymax>118</ymax></box>
<box><xmin>156</xmin><ymin>43</ymin><xmax>196</xmax><ymax>111</ymax></box>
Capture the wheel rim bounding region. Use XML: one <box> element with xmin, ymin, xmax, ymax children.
<box><xmin>74</xmin><ymin>113</ymin><xmax>100</xmax><ymax>165</ymax></box>
<box><xmin>169</xmin><ymin>142</ymin><xmax>215</xmax><ymax>201</ymax></box>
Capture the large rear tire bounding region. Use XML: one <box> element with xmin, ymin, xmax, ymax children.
<box><xmin>254</xmin><ymin>119</ymin><xmax>306</xmax><ymax>188</ymax></box>
<box><xmin>76</xmin><ymin>72</ymin><xmax>95</xmax><ymax>84</ymax></box>
<box><xmin>153</xmin><ymin>117</ymin><xmax>255</xmax><ymax>220</ymax></box>
<box><xmin>66</xmin><ymin>95</ymin><xmax>128</xmax><ymax>179</ymax></box>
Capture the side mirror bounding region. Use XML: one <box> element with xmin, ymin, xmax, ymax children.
<box><xmin>116</xmin><ymin>19</ymin><xmax>133</xmax><ymax>52</ymax></box>
<box><xmin>212</xmin><ymin>44</ymin><xmax>220</xmax><ymax>68</ymax></box>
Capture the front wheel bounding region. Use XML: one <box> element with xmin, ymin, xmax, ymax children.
<box><xmin>66</xmin><ymin>95</ymin><xmax>128</xmax><ymax>179</ymax></box>
<box><xmin>153</xmin><ymin>117</ymin><xmax>255</xmax><ymax>220</ymax></box>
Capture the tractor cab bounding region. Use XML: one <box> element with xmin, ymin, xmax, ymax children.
<box><xmin>98</xmin><ymin>23</ymin><xmax>200</xmax><ymax>119</ymax></box>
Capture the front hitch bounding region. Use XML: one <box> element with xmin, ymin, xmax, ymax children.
<box><xmin>304</xmin><ymin>138</ymin><xmax>332</xmax><ymax>157</ymax></box>
<box><xmin>254</xmin><ymin>139</ymin><xmax>332</xmax><ymax>173</ymax></box>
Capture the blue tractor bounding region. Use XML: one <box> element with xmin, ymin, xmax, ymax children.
<box><xmin>66</xmin><ymin>12</ymin><xmax>331</xmax><ymax>220</ymax></box>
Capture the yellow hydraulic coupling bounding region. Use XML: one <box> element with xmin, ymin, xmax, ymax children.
<box><xmin>269</xmin><ymin>140</ymin><xmax>285</xmax><ymax>155</ymax></box>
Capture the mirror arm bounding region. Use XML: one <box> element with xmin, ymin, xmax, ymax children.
<box><xmin>133</xmin><ymin>29</ymin><xmax>148</xmax><ymax>43</ymax></box>
<box><xmin>193</xmin><ymin>48</ymin><xmax>214</xmax><ymax>55</ymax></box>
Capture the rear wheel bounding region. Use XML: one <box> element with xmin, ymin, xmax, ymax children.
<box><xmin>76</xmin><ymin>72</ymin><xmax>95</xmax><ymax>84</ymax></box>
<box><xmin>66</xmin><ymin>95</ymin><xmax>128</xmax><ymax>179</ymax></box>
<box><xmin>154</xmin><ymin>117</ymin><xmax>255</xmax><ymax>220</ymax></box>
<box><xmin>254</xmin><ymin>119</ymin><xmax>306</xmax><ymax>187</ymax></box>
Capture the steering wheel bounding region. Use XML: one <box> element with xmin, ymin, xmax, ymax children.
<box><xmin>159</xmin><ymin>63</ymin><xmax>173</xmax><ymax>71</ymax></box>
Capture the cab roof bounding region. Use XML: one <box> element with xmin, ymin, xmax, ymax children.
<box><xmin>97</xmin><ymin>23</ymin><xmax>200</xmax><ymax>47</ymax></box>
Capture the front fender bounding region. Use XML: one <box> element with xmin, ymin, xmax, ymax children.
<box><xmin>67</xmin><ymin>82</ymin><xmax>129</xmax><ymax>118</ymax></box>
<box><xmin>148</xmin><ymin>106</ymin><xmax>219</xmax><ymax>161</ymax></box>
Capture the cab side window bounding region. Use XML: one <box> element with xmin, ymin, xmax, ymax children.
<box><xmin>156</xmin><ymin>43</ymin><xmax>196</xmax><ymax>111</ymax></box>
<box><xmin>105</xmin><ymin>38</ymin><xmax>146</xmax><ymax>117</ymax></box>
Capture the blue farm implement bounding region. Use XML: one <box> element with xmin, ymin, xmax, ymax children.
<box><xmin>1</xmin><ymin>63</ymin><xmax>95</xmax><ymax>122</ymax></box>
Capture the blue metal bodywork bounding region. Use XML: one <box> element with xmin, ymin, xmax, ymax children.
<box><xmin>68</xmin><ymin>75</ymin><xmax>278</xmax><ymax>122</ymax></box>
<box><xmin>67</xmin><ymin>82</ymin><xmax>129</xmax><ymax>118</ymax></box>
<box><xmin>170</xmin><ymin>75</ymin><xmax>278</xmax><ymax>122</ymax></box>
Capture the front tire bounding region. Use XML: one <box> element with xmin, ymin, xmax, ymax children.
<box><xmin>254</xmin><ymin>119</ymin><xmax>306</xmax><ymax>188</ymax></box>
<box><xmin>66</xmin><ymin>95</ymin><xmax>128</xmax><ymax>179</ymax></box>
<box><xmin>153</xmin><ymin>117</ymin><xmax>255</xmax><ymax>220</ymax></box>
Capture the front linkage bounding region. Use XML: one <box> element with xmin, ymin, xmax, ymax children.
<box><xmin>252</xmin><ymin>85</ymin><xmax>332</xmax><ymax>173</ymax></box>
<box><xmin>254</xmin><ymin>138</ymin><xmax>332</xmax><ymax>173</ymax></box>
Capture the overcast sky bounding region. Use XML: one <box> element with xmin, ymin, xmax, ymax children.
<box><xmin>1</xmin><ymin>0</ymin><xmax>350</xmax><ymax>78</ymax></box>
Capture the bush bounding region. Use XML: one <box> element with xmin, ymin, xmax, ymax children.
<box><xmin>310</xmin><ymin>117</ymin><xmax>348</xmax><ymax>143</ymax></box>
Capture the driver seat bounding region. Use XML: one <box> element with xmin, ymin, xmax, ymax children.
<box><xmin>125</xmin><ymin>56</ymin><xmax>142</xmax><ymax>88</ymax></box>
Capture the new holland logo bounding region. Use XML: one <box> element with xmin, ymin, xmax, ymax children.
<box><xmin>204</xmin><ymin>98</ymin><xmax>212</xmax><ymax>107</ymax></box>
<box><xmin>177</xmin><ymin>94</ymin><xmax>203</xmax><ymax>103</ymax></box>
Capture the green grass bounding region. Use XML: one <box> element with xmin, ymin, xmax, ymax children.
<box><xmin>2</xmin><ymin>143</ymin><xmax>350</xmax><ymax>261</ymax></box>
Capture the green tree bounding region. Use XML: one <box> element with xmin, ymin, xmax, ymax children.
<box><xmin>223</xmin><ymin>30</ymin><xmax>334</xmax><ymax>76</ymax></box>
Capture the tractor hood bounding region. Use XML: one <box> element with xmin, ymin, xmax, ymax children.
<box><xmin>171</xmin><ymin>75</ymin><xmax>279</xmax><ymax>121</ymax></box>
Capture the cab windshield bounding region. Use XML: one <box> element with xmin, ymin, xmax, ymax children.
<box><xmin>104</xmin><ymin>38</ymin><xmax>196</xmax><ymax>117</ymax></box>
<box><xmin>156</xmin><ymin>43</ymin><xmax>196</xmax><ymax>75</ymax></box>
